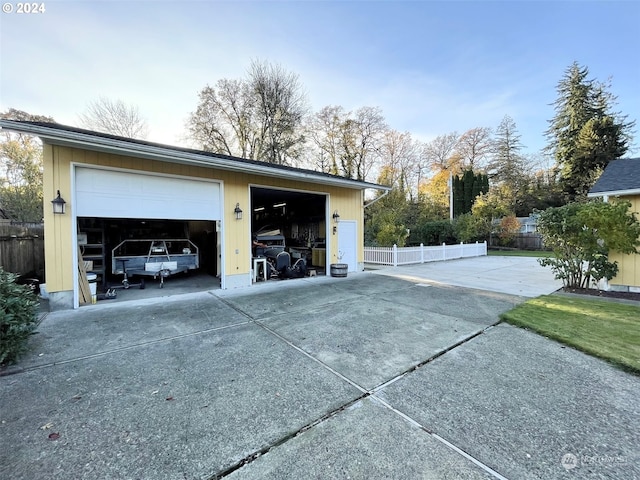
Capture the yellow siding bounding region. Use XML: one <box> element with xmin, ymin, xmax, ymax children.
<box><xmin>43</xmin><ymin>145</ymin><xmax>75</xmax><ymax>294</ymax></box>
<box><xmin>610</xmin><ymin>195</ymin><xmax>640</xmax><ymax>288</ymax></box>
<box><xmin>44</xmin><ymin>145</ymin><xmax>364</xmax><ymax>295</ymax></box>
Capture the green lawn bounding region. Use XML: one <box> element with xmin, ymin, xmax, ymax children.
<box><xmin>501</xmin><ymin>295</ymin><xmax>640</xmax><ymax>374</ymax></box>
<box><xmin>488</xmin><ymin>249</ymin><xmax>554</xmax><ymax>257</ymax></box>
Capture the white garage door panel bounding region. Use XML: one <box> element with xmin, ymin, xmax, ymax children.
<box><xmin>76</xmin><ymin>168</ymin><xmax>220</xmax><ymax>220</ymax></box>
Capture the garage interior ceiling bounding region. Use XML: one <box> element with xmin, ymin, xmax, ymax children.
<box><xmin>250</xmin><ymin>186</ymin><xmax>327</xmax><ymax>251</ymax></box>
<box><xmin>251</xmin><ymin>187</ymin><xmax>326</xmax><ymax>235</ymax></box>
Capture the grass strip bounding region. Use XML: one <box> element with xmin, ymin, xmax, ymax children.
<box><xmin>500</xmin><ymin>294</ymin><xmax>640</xmax><ymax>374</ymax></box>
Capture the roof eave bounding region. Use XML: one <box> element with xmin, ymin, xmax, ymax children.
<box><xmin>588</xmin><ymin>189</ymin><xmax>640</xmax><ymax>198</ymax></box>
<box><xmin>0</xmin><ymin>121</ymin><xmax>391</xmax><ymax>192</ymax></box>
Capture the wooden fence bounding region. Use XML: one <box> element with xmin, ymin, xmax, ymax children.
<box><xmin>489</xmin><ymin>234</ymin><xmax>544</xmax><ymax>250</ymax></box>
<box><xmin>0</xmin><ymin>222</ymin><xmax>45</xmax><ymax>277</ymax></box>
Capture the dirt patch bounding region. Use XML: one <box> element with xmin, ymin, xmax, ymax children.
<box><xmin>562</xmin><ymin>287</ymin><xmax>640</xmax><ymax>303</ymax></box>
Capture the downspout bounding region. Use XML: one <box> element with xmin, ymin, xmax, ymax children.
<box><xmin>364</xmin><ymin>189</ymin><xmax>390</xmax><ymax>208</ymax></box>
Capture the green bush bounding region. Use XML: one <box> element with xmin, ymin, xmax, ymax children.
<box><xmin>537</xmin><ymin>200</ymin><xmax>640</xmax><ymax>289</ymax></box>
<box><xmin>415</xmin><ymin>220</ymin><xmax>457</xmax><ymax>246</ymax></box>
<box><xmin>376</xmin><ymin>222</ymin><xmax>409</xmax><ymax>247</ymax></box>
<box><xmin>454</xmin><ymin>213</ymin><xmax>491</xmax><ymax>243</ymax></box>
<box><xmin>0</xmin><ymin>267</ymin><xmax>39</xmax><ymax>365</ymax></box>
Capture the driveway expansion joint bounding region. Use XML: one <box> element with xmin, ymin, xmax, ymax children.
<box><xmin>372</xmin><ymin>319</ymin><xmax>502</xmax><ymax>393</ymax></box>
<box><xmin>369</xmin><ymin>395</ymin><xmax>510</xmax><ymax>480</ymax></box>
<box><xmin>205</xmin><ymin>393</ymin><xmax>371</xmax><ymax>480</ymax></box>
<box><xmin>0</xmin><ymin>320</ymin><xmax>252</xmax><ymax>377</ymax></box>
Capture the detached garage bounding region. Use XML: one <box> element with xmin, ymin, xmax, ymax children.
<box><xmin>0</xmin><ymin>121</ymin><xmax>389</xmax><ymax>310</ymax></box>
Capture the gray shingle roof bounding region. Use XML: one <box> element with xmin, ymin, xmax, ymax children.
<box><xmin>589</xmin><ymin>158</ymin><xmax>640</xmax><ymax>196</ymax></box>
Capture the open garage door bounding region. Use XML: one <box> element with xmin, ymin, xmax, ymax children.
<box><xmin>251</xmin><ymin>186</ymin><xmax>328</xmax><ymax>278</ymax></box>
<box><xmin>75</xmin><ymin>167</ymin><xmax>221</xmax><ymax>220</ymax></box>
<box><xmin>74</xmin><ymin>167</ymin><xmax>222</xmax><ymax>306</ymax></box>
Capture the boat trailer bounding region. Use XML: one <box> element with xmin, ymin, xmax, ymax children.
<box><xmin>112</xmin><ymin>239</ymin><xmax>199</xmax><ymax>288</ymax></box>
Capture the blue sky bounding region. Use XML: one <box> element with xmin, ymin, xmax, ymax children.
<box><xmin>1</xmin><ymin>0</ymin><xmax>639</xmax><ymax>158</ymax></box>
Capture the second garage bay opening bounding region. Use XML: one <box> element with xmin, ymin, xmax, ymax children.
<box><xmin>250</xmin><ymin>187</ymin><xmax>327</xmax><ymax>280</ymax></box>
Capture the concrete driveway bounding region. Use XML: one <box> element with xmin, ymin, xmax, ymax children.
<box><xmin>1</xmin><ymin>257</ymin><xmax>638</xmax><ymax>479</ymax></box>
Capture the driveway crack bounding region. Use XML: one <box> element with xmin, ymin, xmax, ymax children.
<box><xmin>205</xmin><ymin>394</ymin><xmax>369</xmax><ymax>480</ymax></box>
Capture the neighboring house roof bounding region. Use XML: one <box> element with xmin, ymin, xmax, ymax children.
<box><xmin>0</xmin><ymin>120</ymin><xmax>391</xmax><ymax>193</ymax></box>
<box><xmin>588</xmin><ymin>157</ymin><xmax>640</xmax><ymax>197</ymax></box>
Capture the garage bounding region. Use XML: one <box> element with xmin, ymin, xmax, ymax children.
<box><xmin>74</xmin><ymin>167</ymin><xmax>222</xmax><ymax>306</ymax></box>
<box><xmin>0</xmin><ymin>120</ymin><xmax>390</xmax><ymax>311</ymax></box>
<box><xmin>250</xmin><ymin>186</ymin><xmax>328</xmax><ymax>280</ymax></box>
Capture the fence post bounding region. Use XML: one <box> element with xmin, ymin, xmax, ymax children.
<box><xmin>442</xmin><ymin>243</ymin><xmax>446</xmax><ymax>261</ymax></box>
<box><xmin>393</xmin><ymin>244</ymin><xmax>398</xmax><ymax>267</ymax></box>
<box><xmin>420</xmin><ymin>243</ymin><xmax>424</xmax><ymax>263</ymax></box>
<box><xmin>476</xmin><ymin>241</ymin><xmax>479</xmax><ymax>257</ymax></box>
<box><xmin>483</xmin><ymin>240</ymin><xmax>487</xmax><ymax>256</ymax></box>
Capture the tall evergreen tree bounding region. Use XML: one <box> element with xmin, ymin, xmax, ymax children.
<box><xmin>452</xmin><ymin>169</ymin><xmax>489</xmax><ymax>217</ymax></box>
<box><xmin>545</xmin><ymin>62</ymin><xmax>634</xmax><ymax>200</ymax></box>
<box><xmin>488</xmin><ymin>115</ymin><xmax>526</xmax><ymax>211</ymax></box>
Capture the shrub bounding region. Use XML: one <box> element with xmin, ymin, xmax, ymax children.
<box><xmin>0</xmin><ymin>267</ymin><xmax>39</xmax><ymax>365</ymax></box>
<box><xmin>454</xmin><ymin>213</ymin><xmax>491</xmax><ymax>243</ymax></box>
<box><xmin>416</xmin><ymin>220</ymin><xmax>456</xmax><ymax>246</ymax></box>
<box><xmin>375</xmin><ymin>222</ymin><xmax>409</xmax><ymax>247</ymax></box>
<box><xmin>498</xmin><ymin>215</ymin><xmax>521</xmax><ymax>246</ymax></box>
<box><xmin>537</xmin><ymin>200</ymin><xmax>640</xmax><ymax>289</ymax></box>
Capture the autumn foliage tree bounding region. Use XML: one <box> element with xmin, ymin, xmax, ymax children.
<box><xmin>1</xmin><ymin>109</ymin><xmax>55</xmax><ymax>221</ymax></box>
<box><xmin>498</xmin><ymin>215</ymin><xmax>521</xmax><ymax>246</ymax></box>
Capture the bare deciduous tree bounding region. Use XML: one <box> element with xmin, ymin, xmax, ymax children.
<box><xmin>187</xmin><ymin>60</ymin><xmax>308</xmax><ymax>166</ymax></box>
<box><xmin>343</xmin><ymin>106</ymin><xmax>386</xmax><ymax>182</ymax></box>
<box><xmin>422</xmin><ymin>132</ymin><xmax>459</xmax><ymax>171</ymax></box>
<box><xmin>79</xmin><ymin>97</ymin><xmax>148</xmax><ymax>139</ymax></box>
<box><xmin>305</xmin><ymin>105</ymin><xmax>345</xmax><ymax>175</ymax></box>
<box><xmin>455</xmin><ymin>127</ymin><xmax>492</xmax><ymax>170</ymax></box>
<box><xmin>249</xmin><ymin>60</ymin><xmax>308</xmax><ymax>165</ymax></box>
<box><xmin>305</xmin><ymin>105</ymin><xmax>386</xmax><ymax>182</ymax></box>
<box><xmin>188</xmin><ymin>80</ymin><xmax>255</xmax><ymax>158</ymax></box>
<box><xmin>377</xmin><ymin>130</ymin><xmax>422</xmax><ymax>201</ymax></box>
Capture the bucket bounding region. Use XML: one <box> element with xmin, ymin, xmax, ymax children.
<box><xmin>330</xmin><ymin>263</ymin><xmax>348</xmax><ymax>277</ymax></box>
<box><xmin>86</xmin><ymin>273</ymin><xmax>97</xmax><ymax>304</ymax></box>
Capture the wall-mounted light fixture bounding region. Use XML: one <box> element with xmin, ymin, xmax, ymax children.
<box><xmin>332</xmin><ymin>210</ymin><xmax>340</xmax><ymax>223</ymax></box>
<box><xmin>234</xmin><ymin>203</ymin><xmax>243</xmax><ymax>220</ymax></box>
<box><xmin>51</xmin><ymin>190</ymin><xmax>66</xmax><ymax>214</ymax></box>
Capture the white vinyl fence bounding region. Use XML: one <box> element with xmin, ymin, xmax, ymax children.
<box><xmin>364</xmin><ymin>241</ymin><xmax>487</xmax><ymax>267</ymax></box>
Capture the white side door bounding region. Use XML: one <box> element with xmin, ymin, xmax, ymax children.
<box><xmin>337</xmin><ymin>220</ymin><xmax>357</xmax><ymax>272</ymax></box>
